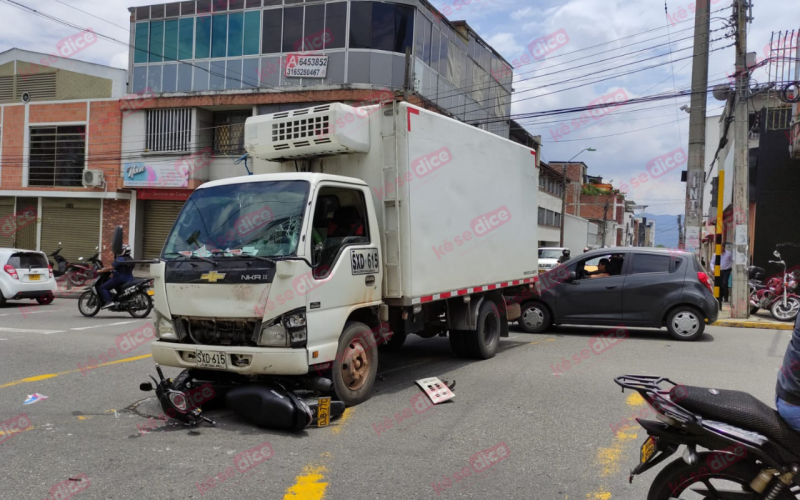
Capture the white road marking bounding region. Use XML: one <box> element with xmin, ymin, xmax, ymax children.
<box><xmin>69</xmin><ymin>320</ymin><xmax>143</xmax><ymax>331</ymax></box>
<box><xmin>0</xmin><ymin>327</ymin><xmax>64</xmax><ymax>335</ymax></box>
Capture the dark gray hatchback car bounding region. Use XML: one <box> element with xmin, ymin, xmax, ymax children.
<box><xmin>517</xmin><ymin>247</ymin><xmax>719</xmax><ymax>341</ymax></box>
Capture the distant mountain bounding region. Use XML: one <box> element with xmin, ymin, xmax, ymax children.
<box><xmin>643</xmin><ymin>213</ymin><xmax>679</xmax><ymax>248</ymax></box>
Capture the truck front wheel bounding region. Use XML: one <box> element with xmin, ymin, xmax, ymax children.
<box><xmin>464</xmin><ymin>300</ymin><xmax>500</xmax><ymax>359</ymax></box>
<box><xmin>332</xmin><ymin>322</ymin><xmax>378</xmax><ymax>407</ymax></box>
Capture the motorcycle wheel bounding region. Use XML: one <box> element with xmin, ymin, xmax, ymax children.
<box><xmin>127</xmin><ymin>291</ymin><xmax>153</xmax><ymax>318</ymax></box>
<box><xmin>647</xmin><ymin>454</ymin><xmax>796</xmax><ymax>500</ymax></box>
<box><xmin>67</xmin><ymin>271</ymin><xmax>87</xmax><ymax>288</ymax></box>
<box><xmin>78</xmin><ymin>291</ymin><xmax>100</xmax><ymax>317</ymax></box>
<box><xmin>770</xmin><ymin>296</ymin><xmax>800</xmax><ymax>322</ymax></box>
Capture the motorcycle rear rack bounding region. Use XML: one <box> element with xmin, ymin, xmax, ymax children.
<box><xmin>614</xmin><ymin>375</ymin><xmax>698</xmax><ymax>425</ymax></box>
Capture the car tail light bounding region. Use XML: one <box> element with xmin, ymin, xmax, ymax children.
<box><xmin>48</xmin><ymin>265</ymin><xmax>53</xmax><ymax>278</ymax></box>
<box><xmin>697</xmin><ymin>272</ymin><xmax>713</xmax><ymax>293</ymax></box>
<box><xmin>3</xmin><ymin>265</ymin><xmax>19</xmax><ymax>280</ymax></box>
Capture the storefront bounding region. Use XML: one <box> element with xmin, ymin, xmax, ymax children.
<box><xmin>137</xmin><ymin>189</ymin><xmax>191</xmax><ymax>260</ymax></box>
<box><xmin>40</xmin><ymin>198</ymin><xmax>102</xmax><ymax>263</ymax></box>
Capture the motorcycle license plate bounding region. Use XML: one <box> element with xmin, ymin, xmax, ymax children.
<box><xmin>195</xmin><ymin>351</ymin><xmax>227</xmax><ymax>369</ymax></box>
<box><xmin>317</xmin><ymin>397</ymin><xmax>331</xmax><ymax>427</ymax></box>
<box><xmin>29</xmin><ymin>274</ymin><xmax>40</xmax><ymax>281</ymax></box>
<box><xmin>640</xmin><ymin>436</ymin><xmax>657</xmax><ymax>464</ymax></box>
<box><xmin>146</xmin><ymin>290</ymin><xmax>154</xmax><ymax>296</ymax></box>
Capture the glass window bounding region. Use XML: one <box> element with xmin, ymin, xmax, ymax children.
<box><xmin>149</xmin><ymin>21</ymin><xmax>164</xmax><ymax>62</ymax></box>
<box><xmin>229</xmin><ymin>0</ymin><xmax>244</xmax><ymax>9</ymax></box>
<box><xmin>262</xmin><ymin>8</ymin><xmax>282</xmax><ymax>54</ymax></box>
<box><xmin>177</xmin><ymin>62</ymin><xmax>193</xmax><ymax>91</ymax></box>
<box><xmin>303</xmin><ymin>5</ymin><xmax>325</xmax><ymax>51</ymax></box>
<box><xmin>164</xmin><ymin>19</ymin><xmax>179</xmax><ymax>61</ymax></box>
<box><xmin>422</xmin><ymin>18</ymin><xmax>432</xmax><ymax>65</ymax></box>
<box><xmin>282</xmin><ymin>7</ymin><xmax>303</xmax><ymax>53</ymax></box>
<box><xmin>371</xmin><ymin>2</ymin><xmax>394</xmax><ymax>52</ymax></box>
<box><xmin>212</xmin><ymin>14</ymin><xmax>228</xmax><ymax>58</ymax></box>
<box><xmin>197</xmin><ymin>0</ymin><xmax>211</xmax><ymax>14</ymax></box>
<box><xmin>228</xmin><ymin>12</ymin><xmax>244</xmax><ymax>57</ymax></box>
<box><xmin>196</xmin><ymin>16</ymin><xmax>212</xmax><ymax>58</ymax></box>
<box><xmin>630</xmin><ymin>254</ymin><xmax>671</xmax><ymax>274</ymax></box>
<box><xmin>178</xmin><ymin>18</ymin><xmax>194</xmax><ymax>60</ymax></box>
<box><xmin>325</xmin><ymin>2</ymin><xmax>346</xmax><ymax>49</ymax></box>
<box><xmin>134</xmin><ymin>22</ymin><xmax>150</xmax><ymax>64</ymax></box>
<box><xmin>181</xmin><ymin>1</ymin><xmax>196</xmax><ymax>15</ymax></box>
<box><xmin>29</xmin><ymin>126</ymin><xmax>86</xmax><ymax>187</ymax></box>
<box><xmin>429</xmin><ymin>28</ymin><xmax>440</xmax><ymax>69</ymax></box>
<box><xmin>226</xmin><ymin>59</ymin><xmax>242</xmax><ymax>89</ymax></box>
<box><xmin>438</xmin><ymin>34</ymin><xmax>448</xmax><ymax>75</ymax></box>
<box><xmin>213</xmin><ymin>0</ymin><xmax>228</xmax><ymax>11</ymax></box>
<box><xmin>210</xmin><ymin>60</ymin><xmax>226</xmax><ymax>89</ymax></box>
<box><xmin>213</xmin><ymin>110</ymin><xmax>250</xmax><ymax>155</ymax></box>
<box><xmin>395</xmin><ymin>5</ymin><xmax>414</xmax><ymax>53</ymax></box>
<box><xmin>243</xmin><ymin>11</ymin><xmax>260</xmax><ymax>55</ymax></box>
<box><xmin>163</xmin><ymin>63</ymin><xmax>178</xmax><ymax>92</ymax></box>
<box><xmin>349</xmin><ymin>2</ymin><xmax>372</xmax><ymax>49</ymax></box>
<box><xmin>311</xmin><ymin>186</ymin><xmax>371</xmax><ymax>279</ymax></box>
<box><xmin>538</xmin><ymin>207</ymin><xmax>545</xmax><ymax>225</ymax></box>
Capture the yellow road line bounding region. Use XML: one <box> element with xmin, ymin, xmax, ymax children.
<box><xmin>0</xmin><ymin>354</ymin><xmax>152</xmax><ymax>389</ymax></box>
<box><xmin>282</xmin><ymin>465</ymin><xmax>328</xmax><ymax>499</ymax></box>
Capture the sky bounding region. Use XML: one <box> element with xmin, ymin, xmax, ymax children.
<box><xmin>0</xmin><ymin>0</ymin><xmax>797</xmax><ymax>244</ymax></box>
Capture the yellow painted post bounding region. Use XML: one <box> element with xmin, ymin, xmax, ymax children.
<box><xmin>713</xmin><ymin>170</ymin><xmax>725</xmax><ymax>300</ymax></box>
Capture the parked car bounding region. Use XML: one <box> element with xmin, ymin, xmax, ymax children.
<box><xmin>0</xmin><ymin>248</ymin><xmax>57</xmax><ymax>306</ymax></box>
<box><xmin>519</xmin><ymin>247</ymin><xmax>719</xmax><ymax>341</ymax></box>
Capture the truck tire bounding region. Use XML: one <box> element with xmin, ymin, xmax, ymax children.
<box><xmin>331</xmin><ymin>322</ymin><xmax>378</xmax><ymax>407</ymax></box>
<box><xmin>518</xmin><ymin>302</ymin><xmax>552</xmax><ymax>334</ymax></box>
<box><xmin>449</xmin><ymin>330</ymin><xmax>469</xmax><ymax>357</ymax></box>
<box><xmin>464</xmin><ymin>300</ymin><xmax>500</xmax><ymax>359</ymax></box>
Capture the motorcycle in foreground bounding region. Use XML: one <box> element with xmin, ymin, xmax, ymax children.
<box><xmin>749</xmin><ymin>250</ymin><xmax>800</xmax><ymax>321</ymax></box>
<box><xmin>66</xmin><ymin>246</ymin><xmax>104</xmax><ymax>287</ymax></box>
<box><xmin>615</xmin><ymin>374</ymin><xmax>800</xmax><ymax>499</ymax></box>
<box><xmin>78</xmin><ymin>270</ymin><xmax>153</xmax><ymax>318</ymax></box>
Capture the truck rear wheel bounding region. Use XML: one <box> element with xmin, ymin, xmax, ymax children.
<box><xmin>332</xmin><ymin>322</ymin><xmax>378</xmax><ymax>407</ymax></box>
<box><xmin>464</xmin><ymin>300</ymin><xmax>500</xmax><ymax>359</ymax></box>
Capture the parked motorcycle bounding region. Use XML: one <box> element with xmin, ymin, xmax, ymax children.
<box><xmin>65</xmin><ymin>246</ymin><xmax>104</xmax><ymax>287</ymax></box>
<box><xmin>77</xmin><ymin>270</ymin><xmax>153</xmax><ymax>318</ymax></box>
<box><xmin>615</xmin><ymin>374</ymin><xmax>800</xmax><ymax>499</ymax></box>
<box><xmin>749</xmin><ymin>250</ymin><xmax>800</xmax><ymax>321</ymax></box>
<box><xmin>48</xmin><ymin>244</ymin><xmax>68</xmax><ymax>278</ymax></box>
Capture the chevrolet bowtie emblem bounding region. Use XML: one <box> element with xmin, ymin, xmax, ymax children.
<box><xmin>200</xmin><ymin>271</ymin><xmax>227</xmax><ymax>283</ymax></box>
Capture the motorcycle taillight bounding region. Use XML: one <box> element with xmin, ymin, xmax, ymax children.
<box><xmin>3</xmin><ymin>264</ymin><xmax>19</xmax><ymax>280</ymax></box>
<box><xmin>48</xmin><ymin>265</ymin><xmax>53</xmax><ymax>278</ymax></box>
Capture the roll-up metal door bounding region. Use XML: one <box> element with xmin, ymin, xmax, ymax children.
<box><xmin>0</xmin><ymin>198</ymin><xmax>15</xmax><ymax>248</ymax></box>
<box><xmin>143</xmin><ymin>200</ymin><xmax>184</xmax><ymax>260</ymax></box>
<box><xmin>14</xmin><ymin>197</ymin><xmax>38</xmax><ymax>250</ymax></box>
<box><xmin>40</xmin><ymin>198</ymin><xmax>101</xmax><ymax>263</ymax></box>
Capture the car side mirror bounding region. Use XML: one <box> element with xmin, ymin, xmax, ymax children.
<box><xmin>774</xmin><ymin>250</ymin><xmax>781</xmax><ymax>258</ymax></box>
<box><xmin>567</xmin><ymin>272</ymin><xmax>577</xmax><ymax>283</ymax></box>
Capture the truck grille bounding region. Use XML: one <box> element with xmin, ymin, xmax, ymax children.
<box><xmin>176</xmin><ymin>317</ymin><xmax>260</xmax><ymax>347</ymax></box>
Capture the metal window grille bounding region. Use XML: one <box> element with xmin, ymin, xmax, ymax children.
<box><xmin>28</xmin><ymin>126</ymin><xmax>86</xmax><ymax>187</ymax></box>
<box><xmin>146</xmin><ymin>108</ymin><xmax>192</xmax><ymax>152</ymax></box>
<box><xmin>213</xmin><ymin>111</ymin><xmax>250</xmax><ymax>156</ymax></box>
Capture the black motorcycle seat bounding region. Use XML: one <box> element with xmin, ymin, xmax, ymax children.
<box><xmin>123</xmin><ymin>278</ymin><xmax>149</xmax><ymax>289</ymax></box>
<box><xmin>670</xmin><ymin>385</ymin><xmax>800</xmax><ymax>460</ymax></box>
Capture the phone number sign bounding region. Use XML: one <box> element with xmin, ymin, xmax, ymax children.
<box><xmin>285</xmin><ymin>54</ymin><xmax>328</xmax><ymax>78</ymax></box>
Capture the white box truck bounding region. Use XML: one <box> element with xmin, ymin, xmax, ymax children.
<box><xmin>148</xmin><ymin>101</ymin><xmax>539</xmax><ymax>406</ymax></box>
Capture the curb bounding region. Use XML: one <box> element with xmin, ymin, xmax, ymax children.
<box><xmin>713</xmin><ymin>319</ymin><xmax>794</xmax><ymax>330</ymax></box>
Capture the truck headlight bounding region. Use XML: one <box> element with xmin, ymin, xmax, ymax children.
<box><xmin>256</xmin><ymin>320</ymin><xmax>288</xmax><ymax>347</ymax></box>
<box><xmin>283</xmin><ymin>309</ymin><xmax>307</xmax><ymax>347</ymax></box>
<box><xmin>155</xmin><ymin>311</ymin><xmax>178</xmax><ymax>341</ymax></box>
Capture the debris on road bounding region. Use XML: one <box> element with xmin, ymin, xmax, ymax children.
<box><xmin>23</xmin><ymin>393</ymin><xmax>49</xmax><ymax>405</ymax></box>
<box><xmin>416</xmin><ymin>377</ymin><xmax>455</xmax><ymax>404</ymax></box>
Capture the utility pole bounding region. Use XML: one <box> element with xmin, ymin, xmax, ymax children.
<box><xmin>601</xmin><ymin>200</ymin><xmax>609</xmax><ymax>247</ymax></box>
<box><xmin>683</xmin><ymin>0</ymin><xmax>711</xmax><ymax>256</ymax></box>
<box><xmin>677</xmin><ymin>215</ymin><xmax>684</xmax><ymax>249</ymax></box>
<box><xmin>731</xmin><ymin>0</ymin><xmax>750</xmax><ymax>319</ymax></box>
<box><xmin>559</xmin><ymin>165</ymin><xmax>568</xmax><ymax>246</ymax></box>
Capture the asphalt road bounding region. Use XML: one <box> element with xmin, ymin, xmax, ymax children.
<box><xmin>0</xmin><ymin>298</ymin><xmax>791</xmax><ymax>500</ymax></box>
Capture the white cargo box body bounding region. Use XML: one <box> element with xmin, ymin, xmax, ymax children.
<box><xmin>247</xmin><ymin>101</ymin><xmax>539</xmax><ymax>303</ymax></box>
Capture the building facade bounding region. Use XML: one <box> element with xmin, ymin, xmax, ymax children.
<box><xmin>122</xmin><ymin>0</ymin><xmax>514</xmax><ymax>258</ymax></box>
<box><xmin>0</xmin><ymin>49</ymin><xmax>130</xmax><ymax>264</ymax></box>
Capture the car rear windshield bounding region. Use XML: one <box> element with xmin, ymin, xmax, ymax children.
<box><xmin>8</xmin><ymin>252</ymin><xmax>48</xmax><ymax>269</ymax></box>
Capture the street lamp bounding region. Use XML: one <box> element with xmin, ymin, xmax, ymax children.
<box><xmin>560</xmin><ymin>148</ymin><xmax>596</xmax><ymax>246</ymax></box>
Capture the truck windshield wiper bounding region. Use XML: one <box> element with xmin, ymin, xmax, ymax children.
<box><xmin>168</xmin><ymin>253</ymin><xmax>218</xmax><ymax>267</ymax></box>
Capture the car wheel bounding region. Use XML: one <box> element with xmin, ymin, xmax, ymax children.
<box><xmin>36</xmin><ymin>292</ymin><xmax>54</xmax><ymax>305</ymax></box>
<box><xmin>331</xmin><ymin>322</ymin><xmax>378</xmax><ymax>407</ymax></box>
<box><xmin>518</xmin><ymin>302</ymin><xmax>552</xmax><ymax>334</ymax></box>
<box><xmin>0</xmin><ymin>292</ymin><xmax>6</xmax><ymax>307</ymax></box>
<box><xmin>666</xmin><ymin>307</ymin><xmax>705</xmax><ymax>341</ymax></box>
<box><xmin>464</xmin><ymin>300</ymin><xmax>501</xmax><ymax>359</ymax></box>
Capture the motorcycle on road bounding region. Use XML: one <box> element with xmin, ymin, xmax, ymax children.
<box><xmin>615</xmin><ymin>374</ymin><xmax>800</xmax><ymax>500</ymax></box>
<box><xmin>78</xmin><ymin>270</ymin><xmax>153</xmax><ymax>318</ymax></box>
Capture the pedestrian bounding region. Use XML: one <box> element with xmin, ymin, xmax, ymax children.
<box><xmin>719</xmin><ymin>243</ymin><xmax>733</xmax><ymax>303</ymax></box>
<box><xmin>776</xmin><ymin>313</ymin><xmax>800</xmax><ymax>431</ymax></box>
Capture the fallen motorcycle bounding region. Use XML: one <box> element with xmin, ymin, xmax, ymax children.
<box><xmin>140</xmin><ymin>367</ymin><xmax>345</xmax><ymax>431</ymax></box>
<box><xmin>615</xmin><ymin>374</ymin><xmax>800</xmax><ymax>499</ymax></box>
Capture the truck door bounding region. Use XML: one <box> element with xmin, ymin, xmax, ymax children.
<box><xmin>303</xmin><ymin>184</ymin><xmax>382</xmax><ymax>363</ymax></box>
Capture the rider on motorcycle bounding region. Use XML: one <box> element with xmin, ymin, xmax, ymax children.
<box><xmin>99</xmin><ymin>245</ymin><xmax>134</xmax><ymax>310</ymax></box>
<box><xmin>776</xmin><ymin>312</ymin><xmax>800</xmax><ymax>431</ymax></box>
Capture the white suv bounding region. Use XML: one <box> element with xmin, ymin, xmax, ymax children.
<box><xmin>0</xmin><ymin>248</ymin><xmax>57</xmax><ymax>306</ymax></box>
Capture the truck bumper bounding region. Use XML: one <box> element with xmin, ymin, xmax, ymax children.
<box><xmin>151</xmin><ymin>341</ymin><xmax>309</xmax><ymax>376</ymax></box>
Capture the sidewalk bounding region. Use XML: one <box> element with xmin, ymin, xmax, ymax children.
<box><xmin>713</xmin><ymin>302</ymin><xmax>795</xmax><ymax>330</ymax></box>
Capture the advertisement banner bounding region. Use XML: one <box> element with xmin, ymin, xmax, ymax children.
<box><xmin>122</xmin><ymin>163</ymin><xmax>188</xmax><ymax>188</ymax></box>
<box><xmin>285</xmin><ymin>54</ymin><xmax>328</xmax><ymax>78</ymax></box>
